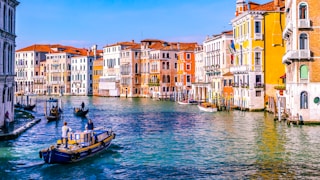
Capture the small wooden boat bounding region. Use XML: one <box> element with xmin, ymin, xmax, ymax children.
<box><xmin>39</xmin><ymin>127</ymin><xmax>116</xmax><ymax>164</ymax></box>
<box><xmin>198</xmin><ymin>103</ymin><xmax>218</xmax><ymax>112</ymax></box>
<box><xmin>177</xmin><ymin>100</ymin><xmax>198</xmax><ymax>105</ymax></box>
<box><xmin>45</xmin><ymin>98</ymin><xmax>62</xmax><ymax>121</ymax></box>
<box><xmin>23</xmin><ymin>104</ymin><xmax>36</xmax><ymax>111</ymax></box>
<box><xmin>74</xmin><ymin>108</ymin><xmax>89</xmax><ymax>117</ymax></box>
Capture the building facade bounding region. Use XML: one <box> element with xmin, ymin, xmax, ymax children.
<box><xmin>119</xmin><ymin>44</ymin><xmax>141</xmax><ymax>98</ymax></box>
<box><xmin>15</xmin><ymin>45</ymin><xmax>51</xmax><ymax>95</ymax></box>
<box><xmin>1</xmin><ymin>0</ymin><xmax>19</xmax><ymax>127</ymax></box>
<box><xmin>231</xmin><ymin>0</ymin><xmax>285</xmax><ymax>111</ymax></box>
<box><xmin>100</xmin><ymin>41</ymin><xmax>136</xmax><ymax>97</ymax></box>
<box><xmin>92</xmin><ymin>57</ymin><xmax>103</xmax><ymax>96</ymax></box>
<box><xmin>176</xmin><ymin>45</ymin><xmax>197</xmax><ymax>101</ymax></box>
<box><xmin>282</xmin><ymin>0</ymin><xmax>320</xmax><ymax>121</ymax></box>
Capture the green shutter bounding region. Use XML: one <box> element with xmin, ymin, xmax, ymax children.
<box><xmin>300</xmin><ymin>65</ymin><xmax>308</xmax><ymax>79</ymax></box>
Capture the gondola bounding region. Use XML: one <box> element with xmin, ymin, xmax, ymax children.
<box><xmin>23</xmin><ymin>104</ymin><xmax>36</xmax><ymax>111</ymax></box>
<box><xmin>74</xmin><ymin>108</ymin><xmax>89</xmax><ymax>117</ymax></box>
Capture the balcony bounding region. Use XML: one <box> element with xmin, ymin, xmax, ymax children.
<box><xmin>254</xmin><ymin>83</ymin><xmax>264</xmax><ymax>88</ymax></box>
<box><xmin>254</xmin><ymin>65</ymin><xmax>262</xmax><ymax>72</ymax></box>
<box><xmin>282</xmin><ymin>50</ymin><xmax>311</xmax><ymax>64</ymax></box>
<box><xmin>241</xmin><ymin>83</ymin><xmax>249</xmax><ymax>88</ymax></box>
<box><xmin>282</xmin><ymin>22</ymin><xmax>293</xmax><ymax>39</ymax></box>
<box><xmin>298</xmin><ymin>19</ymin><xmax>311</xmax><ymax>29</ymax></box>
<box><xmin>230</xmin><ymin>65</ymin><xmax>249</xmax><ymax>74</ymax></box>
<box><xmin>254</xmin><ymin>33</ymin><xmax>263</xmax><ymax>40</ymax></box>
<box><xmin>232</xmin><ymin>83</ymin><xmax>239</xmax><ymax>87</ymax></box>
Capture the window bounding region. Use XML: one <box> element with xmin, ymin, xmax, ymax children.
<box><xmin>299</xmin><ymin>33</ymin><xmax>308</xmax><ymax>50</ymax></box>
<box><xmin>255</xmin><ymin>52</ymin><xmax>261</xmax><ymax>65</ymax></box>
<box><xmin>299</xmin><ymin>3</ymin><xmax>307</xmax><ymax>19</ymax></box>
<box><xmin>255</xmin><ymin>21</ymin><xmax>261</xmax><ymax>33</ymax></box>
<box><xmin>186</xmin><ymin>63</ymin><xmax>191</xmax><ymax>70</ymax></box>
<box><xmin>300</xmin><ymin>65</ymin><xmax>308</xmax><ymax>79</ymax></box>
<box><xmin>256</xmin><ymin>90</ymin><xmax>261</xmax><ymax>97</ymax></box>
<box><xmin>186</xmin><ymin>53</ymin><xmax>191</xmax><ymax>60</ymax></box>
<box><xmin>300</xmin><ymin>91</ymin><xmax>308</xmax><ymax>109</ymax></box>
<box><xmin>187</xmin><ymin>75</ymin><xmax>191</xmax><ymax>83</ymax></box>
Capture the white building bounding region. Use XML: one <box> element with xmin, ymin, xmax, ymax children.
<box><xmin>100</xmin><ymin>41</ymin><xmax>136</xmax><ymax>96</ymax></box>
<box><xmin>1</xmin><ymin>0</ymin><xmax>19</xmax><ymax>127</ymax></box>
<box><xmin>15</xmin><ymin>45</ymin><xmax>50</xmax><ymax>95</ymax></box>
<box><xmin>70</xmin><ymin>46</ymin><xmax>97</xmax><ymax>96</ymax></box>
<box><xmin>192</xmin><ymin>31</ymin><xmax>233</xmax><ymax>103</ymax></box>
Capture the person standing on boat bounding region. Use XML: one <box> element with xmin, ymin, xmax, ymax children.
<box><xmin>85</xmin><ymin>119</ymin><xmax>94</xmax><ymax>131</ymax></box>
<box><xmin>61</xmin><ymin>122</ymin><xmax>72</xmax><ymax>148</ymax></box>
<box><xmin>81</xmin><ymin>101</ymin><xmax>85</xmax><ymax>110</ymax></box>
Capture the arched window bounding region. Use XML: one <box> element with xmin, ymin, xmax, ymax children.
<box><xmin>299</xmin><ymin>3</ymin><xmax>307</xmax><ymax>19</ymax></box>
<box><xmin>167</xmin><ymin>75</ymin><xmax>170</xmax><ymax>83</ymax></box>
<box><xmin>299</xmin><ymin>33</ymin><xmax>308</xmax><ymax>50</ymax></box>
<box><xmin>300</xmin><ymin>65</ymin><xmax>308</xmax><ymax>79</ymax></box>
<box><xmin>300</xmin><ymin>91</ymin><xmax>308</xmax><ymax>109</ymax></box>
<box><xmin>162</xmin><ymin>75</ymin><xmax>166</xmax><ymax>83</ymax></box>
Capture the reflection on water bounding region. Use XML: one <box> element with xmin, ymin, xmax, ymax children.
<box><xmin>1</xmin><ymin>96</ymin><xmax>320</xmax><ymax>179</ymax></box>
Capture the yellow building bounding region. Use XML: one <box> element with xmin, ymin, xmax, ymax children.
<box><xmin>231</xmin><ymin>0</ymin><xmax>285</xmax><ymax>111</ymax></box>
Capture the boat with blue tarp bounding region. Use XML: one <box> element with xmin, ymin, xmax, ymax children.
<box><xmin>39</xmin><ymin>127</ymin><xmax>116</xmax><ymax>164</ymax></box>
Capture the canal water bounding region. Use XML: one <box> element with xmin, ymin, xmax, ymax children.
<box><xmin>1</xmin><ymin>96</ymin><xmax>320</xmax><ymax>179</ymax></box>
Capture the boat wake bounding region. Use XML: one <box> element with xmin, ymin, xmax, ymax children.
<box><xmin>10</xmin><ymin>160</ymin><xmax>46</xmax><ymax>170</ymax></box>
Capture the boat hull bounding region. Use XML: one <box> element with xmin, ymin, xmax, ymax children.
<box><xmin>39</xmin><ymin>131</ymin><xmax>115</xmax><ymax>164</ymax></box>
<box><xmin>74</xmin><ymin>109</ymin><xmax>89</xmax><ymax>117</ymax></box>
<box><xmin>197</xmin><ymin>105</ymin><xmax>218</xmax><ymax>112</ymax></box>
<box><xmin>23</xmin><ymin>104</ymin><xmax>36</xmax><ymax>111</ymax></box>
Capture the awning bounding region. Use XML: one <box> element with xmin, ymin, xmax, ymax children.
<box><xmin>280</xmin><ymin>73</ymin><xmax>286</xmax><ymax>79</ymax></box>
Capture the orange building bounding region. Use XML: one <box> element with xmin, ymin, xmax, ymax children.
<box><xmin>176</xmin><ymin>44</ymin><xmax>197</xmax><ymax>101</ymax></box>
<box><xmin>93</xmin><ymin>57</ymin><xmax>103</xmax><ymax>96</ymax></box>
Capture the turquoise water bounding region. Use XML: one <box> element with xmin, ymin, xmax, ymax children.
<box><xmin>1</xmin><ymin>96</ymin><xmax>320</xmax><ymax>179</ymax></box>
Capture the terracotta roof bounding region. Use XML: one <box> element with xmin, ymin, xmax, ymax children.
<box><xmin>104</xmin><ymin>41</ymin><xmax>137</xmax><ymax>48</ymax></box>
<box><xmin>250</xmin><ymin>0</ymin><xmax>285</xmax><ymax>11</ymax></box>
<box><xmin>123</xmin><ymin>43</ymin><xmax>141</xmax><ymax>50</ymax></box>
<box><xmin>16</xmin><ymin>44</ymin><xmax>61</xmax><ymax>52</ymax></box>
<box><xmin>141</xmin><ymin>39</ymin><xmax>163</xmax><ymax>42</ymax></box>
<box><xmin>147</xmin><ymin>41</ymin><xmax>198</xmax><ymax>51</ymax></box>
<box><xmin>16</xmin><ymin>44</ymin><xmax>102</xmax><ymax>57</ymax></box>
<box><xmin>222</xmin><ymin>30</ymin><xmax>233</xmax><ymax>35</ymax></box>
<box><xmin>223</xmin><ymin>72</ymin><xmax>233</xmax><ymax>76</ymax></box>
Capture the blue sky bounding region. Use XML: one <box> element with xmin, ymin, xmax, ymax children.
<box><xmin>16</xmin><ymin>0</ymin><xmax>269</xmax><ymax>50</ymax></box>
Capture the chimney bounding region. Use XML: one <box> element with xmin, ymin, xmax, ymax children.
<box><xmin>91</xmin><ymin>44</ymin><xmax>97</xmax><ymax>60</ymax></box>
<box><xmin>274</xmin><ymin>0</ymin><xmax>279</xmax><ymax>7</ymax></box>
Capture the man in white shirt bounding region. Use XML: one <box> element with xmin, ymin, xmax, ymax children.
<box><xmin>61</xmin><ymin>122</ymin><xmax>72</xmax><ymax>148</ymax></box>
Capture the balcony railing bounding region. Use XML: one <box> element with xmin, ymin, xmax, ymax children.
<box><xmin>232</xmin><ymin>83</ymin><xmax>239</xmax><ymax>87</ymax></box>
<box><xmin>282</xmin><ymin>22</ymin><xmax>293</xmax><ymax>39</ymax></box>
<box><xmin>298</xmin><ymin>19</ymin><xmax>311</xmax><ymax>29</ymax></box>
<box><xmin>282</xmin><ymin>50</ymin><xmax>311</xmax><ymax>64</ymax></box>
<box><xmin>241</xmin><ymin>83</ymin><xmax>249</xmax><ymax>88</ymax></box>
<box><xmin>254</xmin><ymin>33</ymin><xmax>263</xmax><ymax>40</ymax></box>
<box><xmin>230</xmin><ymin>65</ymin><xmax>249</xmax><ymax>73</ymax></box>
<box><xmin>254</xmin><ymin>83</ymin><xmax>264</xmax><ymax>88</ymax></box>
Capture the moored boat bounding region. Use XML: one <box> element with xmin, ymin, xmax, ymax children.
<box><xmin>198</xmin><ymin>103</ymin><xmax>218</xmax><ymax>112</ymax></box>
<box><xmin>39</xmin><ymin>127</ymin><xmax>116</xmax><ymax>164</ymax></box>
<box><xmin>177</xmin><ymin>100</ymin><xmax>198</xmax><ymax>105</ymax></box>
<box><xmin>23</xmin><ymin>104</ymin><xmax>36</xmax><ymax>111</ymax></box>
